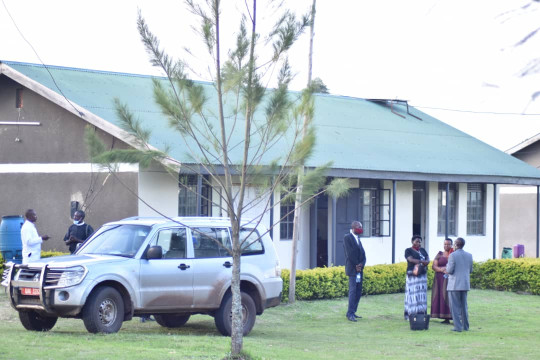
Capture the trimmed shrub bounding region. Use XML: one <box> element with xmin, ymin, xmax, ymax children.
<box><xmin>282</xmin><ymin>258</ymin><xmax>540</xmax><ymax>302</ymax></box>
<box><xmin>471</xmin><ymin>258</ymin><xmax>540</xmax><ymax>295</ymax></box>
<box><xmin>281</xmin><ymin>262</ymin><xmax>435</xmax><ymax>302</ymax></box>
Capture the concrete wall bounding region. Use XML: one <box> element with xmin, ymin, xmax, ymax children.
<box><xmin>500</xmin><ymin>186</ymin><xmax>538</xmax><ymax>258</ymax></box>
<box><xmin>138</xmin><ymin>165</ymin><xmax>179</xmax><ymax>217</ymax></box>
<box><xmin>513</xmin><ymin>142</ymin><xmax>540</xmax><ymax>168</ymax></box>
<box><xmin>0</xmin><ymin>75</ymin><xmax>138</xmax><ymax>253</ymax></box>
<box><xmin>499</xmin><ymin>142</ymin><xmax>540</xmax><ymax>258</ymax></box>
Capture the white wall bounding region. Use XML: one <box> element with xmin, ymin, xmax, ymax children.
<box><xmin>273</xmin><ymin>189</ymin><xmax>311</xmax><ymax>270</ymax></box>
<box><xmin>138</xmin><ymin>168</ymin><xmax>179</xmax><ymax>217</ymax></box>
<box><xmin>426</xmin><ymin>182</ymin><xmax>496</xmax><ymax>262</ymax></box>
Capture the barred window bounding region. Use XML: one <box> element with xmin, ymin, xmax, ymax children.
<box><xmin>178</xmin><ymin>175</ymin><xmax>211</xmax><ymax>216</ymax></box>
<box><xmin>467</xmin><ymin>183</ymin><xmax>485</xmax><ymax>235</ymax></box>
<box><xmin>279</xmin><ymin>191</ymin><xmax>295</xmax><ymax>240</ymax></box>
<box><xmin>358</xmin><ymin>186</ymin><xmax>390</xmax><ymax>237</ymax></box>
<box><xmin>438</xmin><ymin>183</ymin><xmax>457</xmax><ymax>236</ymax></box>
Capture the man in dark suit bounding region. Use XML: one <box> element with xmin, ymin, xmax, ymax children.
<box><xmin>343</xmin><ymin>221</ymin><xmax>366</xmax><ymax>322</ymax></box>
<box><xmin>446</xmin><ymin>237</ymin><xmax>473</xmax><ymax>332</ymax></box>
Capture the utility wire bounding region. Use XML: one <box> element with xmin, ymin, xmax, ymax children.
<box><xmin>1</xmin><ymin>0</ymin><xmax>84</xmax><ymax>117</ymax></box>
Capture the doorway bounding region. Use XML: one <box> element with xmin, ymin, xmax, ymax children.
<box><xmin>310</xmin><ymin>194</ymin><xmax>328</xmax><ymax>267</ymax></box>
<box><xmin>412</xmin><ymin>181</ymin><xmax>426</xmax><ymax>239</ymax></box>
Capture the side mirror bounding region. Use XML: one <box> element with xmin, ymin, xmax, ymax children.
<box><xmin>146</xmin><ymin>246</ymin><xmax>163</xmax><ymax>260</ymax></box>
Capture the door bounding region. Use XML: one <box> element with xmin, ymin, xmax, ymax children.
<box><xmin>139</xmin><ymin>227</ymin><xmax>194</xmax><ymax>309</ymax></box>
<box><xmin>335</xmin><ymin>189</ymin><xmax>363</xmax><ymax>266</ymax></box>
<box><xmin>190</xmin><ymin>227</ymin><xmax>232</xmax><ymax>308</ymax></box>
<box><xmin>413</xmin><ymin>182</ymin><xmax>426</xmax><ymax>239</ymax></box>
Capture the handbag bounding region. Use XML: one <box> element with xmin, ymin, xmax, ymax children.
<box><xmin>412</xmin><ymin>263</ymin><xmax>426</xmax><ymax>276</ymax></box>
<box><xmin>409</xmin><ymin>314</ymin><xmax>430</xmax><ymax>330</ymax></box>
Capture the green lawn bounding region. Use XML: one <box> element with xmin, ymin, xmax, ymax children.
<box><xmin>0</xmin><ymin>289</ymin><xmax>538</xmax><ymax>359</ymax></box>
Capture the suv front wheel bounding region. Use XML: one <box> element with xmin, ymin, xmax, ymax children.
<box><xmin>19</xmin><ymin>310</ymin><xmax>58</xmax><ymax>331</ymax></box>
<box><xmin>214</xmin><ymin>291</ymin><xmax>256</xmax><ymax>336</ymax></box>
<box><xmin>82</xmin><ymin>286</ymin><xmax>124</xmax><ymax>333</ymax></box>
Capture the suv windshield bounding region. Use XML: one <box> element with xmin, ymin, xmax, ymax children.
<box><xmin>77</xmin><ymin>224</ymin><xmax>151</xmax><ymax>258</ymax></box>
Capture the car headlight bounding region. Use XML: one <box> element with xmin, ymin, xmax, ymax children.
<box><xmin>56</xmin><ymin>266</ymin><xmax>87</xmax><ymax>287</ymax></box>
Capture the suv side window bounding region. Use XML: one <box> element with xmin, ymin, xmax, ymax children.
<box><xmin>156</xmin><ymin>228</ymin><xmax>187</xmax><ymax>259</ymax></box>
<box><xmin>240</xmin><ymin>228</ymin><xmax>264</xmax><ymax>255</ymax></box>
<box><xmin>192</xmin><ymin>227</ymin><xmax>230</xmax><ymax>258</ymax></box>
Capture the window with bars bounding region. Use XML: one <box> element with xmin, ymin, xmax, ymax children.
<box><xmin>467</xmin><ymin>183</ymin><xmax>485</xmax><ymax>235</ymax></box>
<box><xmin>178</xmin><ymin>175</ymin><xmax>212</xmax><ymax>216</ymax></box>
<box><xmin>279</xmin><ymin>191</ymin><xmax>295</xmax><ymax>240</ymax></box>
<box><xmin>437</xmin><ymin>183</ymin><xmax>457</xmax><ymax>236</ymax></box>
<box><xmin>358</xmin><ymin>180</ymin><xmax>390</xmax><ymax>237</ymax></box>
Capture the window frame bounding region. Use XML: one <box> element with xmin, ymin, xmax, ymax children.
<box><xmin>466</xmin><ymin>183</ymin><xmax>485</xmax><ymax>235</ymax></box>
<box><xmin>437</xmin><ymin>183</ymin><xmax>457</xmax><ymax>236</ymax></box>
<box><xmin>279</xmin><ymin>191</ymin><xmax>295</xmax><ymax>241</ymax></box>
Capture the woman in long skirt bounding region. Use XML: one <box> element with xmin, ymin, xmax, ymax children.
<box><xmin>404</xmin><ymin>235</ymin><xmax>430</xmax><ymax>320</ymax></box>
<box><xmin>430</xmin><ymin>238</ymin><xmax>453</xmax><ymax>323</ymax></box>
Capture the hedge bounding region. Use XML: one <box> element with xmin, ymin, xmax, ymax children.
<box><xmin>281</xmin><ymin>263</ymin><xmax>434</xmax><ymax>302</ymax></box>
<box><xmin>470</xmin><ymin>258</ymin><xmax>540</xmax><ymax>295</ymax></box>
<box><xmin>282</xmin><ymin>258</ymin><xmax>540</xmax><ymax>302</ymax></box>
<box><xmin>2</xmin><ymin>254</ymin><xmax>538</xmax><ymax>298</ymax></box>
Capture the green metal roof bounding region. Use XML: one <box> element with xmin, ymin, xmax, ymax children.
<box><xmin>3</xmin><ymin>61</ymin><xmax>540</xmax><ymax>185</ymax></box>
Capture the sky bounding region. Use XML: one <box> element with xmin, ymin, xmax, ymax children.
<box><xmin>1</xmin><ymin>0</ymin><xmax>539</xmax><ymax>151</ymax></box>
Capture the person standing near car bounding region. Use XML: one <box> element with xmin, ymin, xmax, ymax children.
<box><xmin>21</xmin><ymin>209</ymin><xmax>49</xmax><ymax>264</ymax></box>
<box><xmin>343</xmin><ymin>221</ymin><xmax>366</xmax><ymax>322</ymax></box>
<box><xmin>64</xmin><ymin>210</ymin><xmax>94</xmax><ymax>254</ymax></box>
<box><xmin>446</xmin><ymin>237</ymin><xmax>473</xmax><ymax>332</ymax></box>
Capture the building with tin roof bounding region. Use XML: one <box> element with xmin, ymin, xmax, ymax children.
<box><xmin>2</xmin><ymin>61</ymin><xmax>539</xmax><ymax>267</ymax></box>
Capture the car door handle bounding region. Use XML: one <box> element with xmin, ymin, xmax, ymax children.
<box><xmin>178</xmin><ymin>263</ymin><xmax>190</xmax><ymax>270</ymax></box>
<box><xmin>223</xmin><ymin>261</ymin><xmax>232</xmax><ymax>268</ymax></box>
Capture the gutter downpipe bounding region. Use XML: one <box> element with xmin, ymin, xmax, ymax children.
<box><xmin>536</xmin><ymin>185</ymin><xmax>540</xmax><ymax>258</ymax></box>
<box><xmin>332</xmin><ymin>196</ymin><xmax>337</xmax><ymax>265</ymax></box>
<box><xmin>493</xmin><ymin>184</ymin><xmax>497</xmax><ymax>259</ymax></box>
<box><xmin>197</xmin><ymin>175</ymin><xmax>202</xmax><ymax>216</ymax></box>
<box><xmin>269</xmin><ymin>182</ymin><xmax>274</xmax><ymax>240</ymax></box>
<box><xmin>445</xmin><ymin>182</ymin><xmax>450</xmax><ymax>239</ymax></box>
<box><xmin>392</xmin><ymin>180</ymin><xmax>396</xmax><ymax>264</ymax></box>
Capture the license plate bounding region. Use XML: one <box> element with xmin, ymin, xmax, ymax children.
<box><xmin>21</xmin><ymin>287</ymin><xmax>40</xmax><ymax>296</ymax></box>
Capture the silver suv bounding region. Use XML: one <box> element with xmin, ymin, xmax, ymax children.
<box><xmin>1</xmin><ymin>217</ymin><xmax>283</xmax><ymax>335</ymax></box>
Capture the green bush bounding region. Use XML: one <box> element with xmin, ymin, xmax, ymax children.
<box><xmin>281</xmin><ymin>262</ymin><xmax>436</xmax><ymax>302</ymax></box>
<box><xmin>471</xmin><ymin>258</ymin><xmax>540</xmax><ymax>295</ymax></box>
<box><xmin>282</xmin><ymin>259</ymin><xmax>540</xmax><ymax>302</ymax></box>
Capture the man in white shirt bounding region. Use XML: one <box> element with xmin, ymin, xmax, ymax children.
<box><xmin>21</xmin><ymin>209</ymin><xmax>49</xmax><ymax>264</ymax></box>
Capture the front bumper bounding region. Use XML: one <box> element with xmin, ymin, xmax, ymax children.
<box><xmin>6</xmin><ymin>264</ymin><xmax>89</xmax><ymax>317</ymax></box>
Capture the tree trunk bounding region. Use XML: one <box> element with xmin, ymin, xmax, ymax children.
<box><xmin>288</xmin><ymin>0</ymin><xmax>316</xmax><ymax>305</ymax></box>
<box><xmin>230</xmin><ymin>228</ymin><xmax>243</xmax><ymax>354</ymax></box>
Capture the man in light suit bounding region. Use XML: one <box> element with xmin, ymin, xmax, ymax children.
<box><xmin>343</xmin><ymin>221</ymin><xmax>366</xmax><ymax>322</ymax></box>
<box><xmin>446</xmin><ymin>237</ymin><xmax>473</xmax><ymax>332</ymax></box>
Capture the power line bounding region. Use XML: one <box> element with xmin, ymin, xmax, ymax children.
<box><xmin>1</xmin><ymin>0</ymin><xmax>84</xmax><ymax>117</ymax></box>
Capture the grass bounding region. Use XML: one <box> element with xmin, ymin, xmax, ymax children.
<box><xmin>0</xmin><ymin>289</ymin><xmax>538</xmax><ymax>359</ymax></box>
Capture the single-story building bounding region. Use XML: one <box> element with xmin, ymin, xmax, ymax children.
<box><xmin>500</xmin><ymin>134</ymin><xmax>540</xmax><ymax>258</ymax></box>
<box><xmin>2</xmin><ymin>61</ymin><xmax>540</xmax><ymax>268</ymax></box>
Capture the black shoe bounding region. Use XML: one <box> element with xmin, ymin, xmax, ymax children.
<box><xmin>347</xmin><ymin>315</ymin><xmax>357</xmax><ymax>322</ymax></box>
<box><xmin>442</xmin><ymin>319</ymin><xmax>450</xmax><ymax>324</ymax></box>
<box><xmin>354</xmin><ymin>314</ymin><xmax>362</xmax><ymax>319</ymax></box>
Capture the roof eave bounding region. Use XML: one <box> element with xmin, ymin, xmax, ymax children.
<box><xmin>0</xmin><ymin>62</ymin><xmax>178</xmax><ymax>170</ymax></box>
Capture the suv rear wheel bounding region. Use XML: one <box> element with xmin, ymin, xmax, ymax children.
<box><xmin>214</xmin><ymin>291</ymin><xmax>256</xmax><ymax>336</ymax></box>
<box><xmin>82</xmin><ymin>286</ymin><xmax>124</xmax><ymax>333</ymax></box>
<box><xmin>154</xmin><ymin>314</ymin><xmax>190</xmax><ymax>328</ymax></box>
<box><xmin>19</xmin><ymin>310</ymin><xmax>58</xmax><ymax>331</ymax></box>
